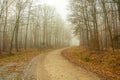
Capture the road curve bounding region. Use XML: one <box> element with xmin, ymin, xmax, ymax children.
<box><xmin>23</xmin><ymin>48</ymin><xmax>101</xmax><ymax>80</ymax></box>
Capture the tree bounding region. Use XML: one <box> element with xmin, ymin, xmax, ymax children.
<box><xmin>69</xmin><ymin>0</ymin><xmax>120</xmax><ymax>51</ymax></box>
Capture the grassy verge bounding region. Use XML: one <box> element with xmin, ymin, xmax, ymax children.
<box><xmin>0</xmin><ymin>48</ymin><xmax>55</xmax><ymax>63</ymax></box>
<box><xmin>62</xmin><ymin>47</ymin><xmax>120</xmax><ymax>80</ymax></box>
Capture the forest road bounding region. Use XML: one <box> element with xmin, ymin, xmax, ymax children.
<box><xmin>22</xmin><ymin>48</ymin><xmax>101</xmax><ymax>80</ymax></box>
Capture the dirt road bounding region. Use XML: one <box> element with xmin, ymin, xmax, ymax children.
<box><xmin>22</xmin><ymin>48</ymin><xmax>101</xmax><ymax>80</ymax></box>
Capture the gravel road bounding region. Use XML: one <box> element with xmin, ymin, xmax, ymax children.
<box><xmin>22</xmin><ymin>48</ymin><xmax>101</xmax><ymax>80</ymax></box>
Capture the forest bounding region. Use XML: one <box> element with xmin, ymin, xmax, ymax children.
<box><xmin>0</xmin><ymin>0</ymin><xmax>71</xmax><ymax>54</ymax></box>
<box><xmin>63</xmin><ymin>0</ymin><xmax>120</xmax><ymax>79</ymax></box>
<box><xmin>0</xmin><ymin>0</ymin><xmax>120</xmax><ymax>80</ymax></box>
<box><xmin>69</xmin><ymin>0</ymin><xmax>120</xmax><ymax>51</ymax></box>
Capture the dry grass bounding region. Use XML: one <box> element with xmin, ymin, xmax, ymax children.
<box><xmin>0</xmin><ymin>48</ymin><xmax>55</xmax><ymax>63</ymax></box>
<box><xmin>62</xmin><ymin>47</ymin><xmax>120</xmax><ymax>80</ymax></box>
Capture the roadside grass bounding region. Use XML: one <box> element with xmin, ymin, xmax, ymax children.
<box><xmin>62</xmin><ymin>47</ymin><xmax>120</xmax><ymax>80</ymax></box>
<box><xmin>0</xmin><ymin>49</ymin><xmax>39</xmax><ymax>61</ymax></box>
<box><xmin>0</xmin><ymin>48</ymin><xmax>55</xmax><ymax>63</ymax></box>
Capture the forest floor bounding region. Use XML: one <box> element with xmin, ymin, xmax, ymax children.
<box><xmin>62</xmin><ymin>47</ymin><xmax>120</xmax><ymax>80</ymax></box>
<box><xmin>0</xmin><ymin>48</ymin><xmax>55</xmax><ymax>80</ymax></box>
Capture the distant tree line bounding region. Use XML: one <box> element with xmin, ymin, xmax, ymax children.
<box><xmin>69</xmin><ymin>0</ymin><xmax>120</xmax><ymax>51</ymax></box>
<box><xmin>0</xmin><ymin>0</ymin><xmax>71</xmax><ymax>54</ymax></box>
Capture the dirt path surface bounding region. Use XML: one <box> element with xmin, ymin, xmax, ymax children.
<box><xmin>23</xmin><ymin>48</ymin><xmax>101</xmax><ymax>80</ymax></box>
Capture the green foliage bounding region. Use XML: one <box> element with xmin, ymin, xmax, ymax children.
<box><xmin>74</xmin><ymin>50</ymin><xmax>90</xmax><ymax>62</ymax></box>
<box><xmin>81</xmin><ymin>56</ymin><xmax>90</xmax><ymax>62</ymax></box>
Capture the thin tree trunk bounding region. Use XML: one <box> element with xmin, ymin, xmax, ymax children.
<box><xmin>3</xmin><ymin>0</ymin><xmax>8</xmax><ymax>51</ymax></box>
<box><xmin>25</xmin><ymin>4</ymin><xmax>31</xmax><ymax>49</ymax></box>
